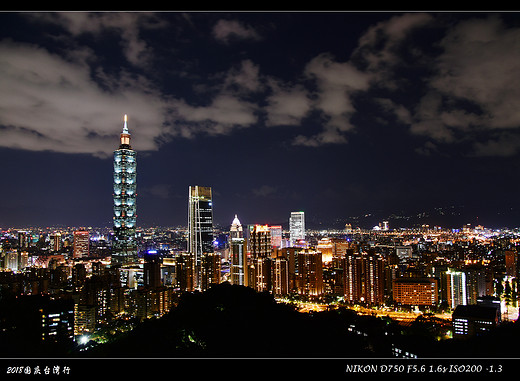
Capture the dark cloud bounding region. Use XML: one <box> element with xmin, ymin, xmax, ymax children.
<box><xmin>4</xmin><ymin>12</ymin><xmax>520</xmax><ymax>156</ymax></box>
<box><xmin>212</xmin><ymin>19</ymin><xmax>262</xmax><ymax>44</ymax></box>
<box><xmin>1</xmin><ymin>12</ymin><xmax>520</xmax><ymax>227</ymax></box>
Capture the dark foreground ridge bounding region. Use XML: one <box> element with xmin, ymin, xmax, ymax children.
<box><xmin>84</xmin><ymin>283</ymin><xmax>520</xmax><ymax>358</ymax></box>
<box><xmin>86</xmin><ymin>283</ymin><xmax>374</xmax><ymax>358</ymax></box>
<box><xmin>2</xmin><ymin>282</ymin><xmax>520</xmax><ymax>359</ymax></box>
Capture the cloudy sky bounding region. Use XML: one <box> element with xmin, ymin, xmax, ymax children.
<box><xmin>1</xmin><ymin>11</ymin><xmax>520</xmax><ymax>229</ymax></box>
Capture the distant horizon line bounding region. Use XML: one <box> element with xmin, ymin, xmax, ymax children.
<box><xmin>1</xmin><ymin>221</ymin><xmax>519</xmax><ymax>232</ymax></box>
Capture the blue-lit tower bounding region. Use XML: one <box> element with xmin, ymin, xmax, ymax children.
<box><xmin>112</xmin><ymin>114</ymin><xmax>137</xmax><ymax>266</ymax></box>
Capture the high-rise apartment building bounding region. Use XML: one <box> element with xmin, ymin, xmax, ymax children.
<box><xmin>446</xmin><ymin>268</ymin><xmax>467</xmax><ymax>309</ymax></box>
<box><xmin>317</xmin><ymin>237</ymin><xmax>334</xmax><ymax>263</ymax></box>
<box><xmin>17</xmin><ymin>231</ymin><xmax>29</xmax><ymax>249</ymax></box>
<box><xmin>272</xmin><ymin>257</ymin><xmax>289</xmax><ymax>296</ymax></box>
<box><xmin>464</xmin><ymin>265</ymin><xmax>489</xmax><ymax>304</ymax></box>
<box><xmin>344</xmin><ymin>251</ymin><xmax>385</xmax><ymax>305</ymax></box>
<box><xmin>188</xmin><ymin>185</ymin><xmax>214</xmax><ymax>291</ymax></box>
<box><xmin>505</xmin><ymin>250</ymin><xmax>518</xmax><ymax>278</ymax></box>
<box><xmin>297</xmin><ymin>249</ymin><xmax>323</xmax><ymax>297</ymax></box>
<box><xmin>51</xmin><ymin>232</ymin><xmax>62</xmax><ymax>252</ymax></box>
<box><xmin>289</xmin><ymin>211</ymin><xmax>305</xmax><ymax>246</ymax></box>
<box><xmin>4</xmin><ymin>249</ymin><xmax>19</xmax><ymax>271</ymax></box>
<box><xmin>144</xmin><ymin>253</ymin><xmax>162</xmax><ymax>289</ymax></box>
<box><xmin>73</xmin><ymin>230</ymin><xmax>89</xmax><ymax>259</ymax></box>
<box><xmin>113</xmin><ymin>115</ymin><xmax>137</xmax><ymax>266</ymax></box>
<box><xmin>40</xmin><ymin>298</ymin><xmax>75</xmax><ymax>344</ymax></box>
<box><xmin>248</xmin><ymin>225</ymin><xmax>272</xmax><ymax>259</ymax></box>
<box><xmin>247</xmin><ymin>225</ymin><xmax>272</xmax><ymax>292</ymax></box>
<box><xmin>74</xmin><ymin>304</ymin><xmax>96</xmax><ymax>339</ymax></box>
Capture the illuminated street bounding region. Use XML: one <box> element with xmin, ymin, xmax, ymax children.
<box><xmin>284</xmin><ymin>299</ymin><xmax>518</xmax><ymax>326</ymax></box>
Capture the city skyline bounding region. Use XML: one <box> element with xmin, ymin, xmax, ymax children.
<box><xmin>1</xmin><ymin>12</ymin><xmax>520</xmax><ymax>229</ymax></box>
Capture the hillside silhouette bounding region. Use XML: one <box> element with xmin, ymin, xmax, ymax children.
<box><xmin>87</xmin><ymin>282</ymin><xmax>376</xmax><ymax>358</ymax></box>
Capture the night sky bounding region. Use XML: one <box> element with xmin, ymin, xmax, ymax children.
<box><xmin>1</xmin><ymin>11</ymin><xmax>520</xmax><ymax>229</ymax></box>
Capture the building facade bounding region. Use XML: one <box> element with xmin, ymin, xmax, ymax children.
<box><xmin>247</xmin><ymin>225</ymin><xmax>272</xmax><ymax>292</ymax></box>
<box><xmin>188</xmin><ymin>185</ymin><xmax>214</xmax><ymax>291</ymax></box>
<box><xmin>248</xmin><ymin>225</ymin><xmax>272</xmax><ymax>259</ymax></box>
<box><xmin>393</xmin><ymin>277</ymin><xmax>439</xmax><ymax>306</ymax></box>
<box><xmin>230</xmin><ymin>215</ymin><xmax>247</xmax><ymax>286</ymax></box>
<box><xmin>73</xmin><ymin>230</ymin><xmax>89</xmax><ymax>259</ymax></box>
<box><xmin>297</xmin><ymin>249</ymin><xmax>323</xmax><ymax>297</ymax></box>
<box><xmin>446</xmin><ymin>268</ymin><xmax>467</xmax><ymax>309</ymax></box>
<box><xmin>289</xmin><ymin>211</ymin><xmax>305</xmax><ymax>246</ymax></box>
<box><xmin>269</xmin><ymin>225</ymin><xmax>283</xmax><ymax>249</ymax></box>
<box><xmin>344</xmin><ymin>251</ymin><xmax>385</xmax><ymax>305</ymax></box>
<box><xmin>112</xmin><ymin>115</ymin><xmax>137</xmax><ymax>266</ymax></box>
<box><xmin>272</xmin><ymin>257</ymin><xmax>289</xmax><ymax>296</ymax></box>
<box><xmin>452</xmin><ymin>304</ymin><xmax>500</xmax><ymax>338</ymax></box>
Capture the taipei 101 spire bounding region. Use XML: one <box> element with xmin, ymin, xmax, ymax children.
<box><xmin>120</xmin><ymin>114</ymin><xmax>131</xmax><ymax>146</ymax></box>
<box><xmin>112</xmin><ymin>114</ymin><xmax>137</xmax><ymax>266</ymax></box>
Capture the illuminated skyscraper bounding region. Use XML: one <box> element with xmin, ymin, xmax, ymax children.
<box><xmin>269</xmin><ymin>225</ymin><xmax>282</xmax><ymax>248</ymax></box>
<box><xmin>297</xmin><ymin>249</ymin><xmax>323</xmax><ymax>297</ymax></box>
<box><xmin>112</xmin><ymin>115</ymin><xmax>137</xmax><ymax>266</ymax></box>
<box><xmin>230</xmin><ymin>215</ymin><xmax>247</xmax><ymax>286</ymax></box>
<box><xmin>289</xmin><ymin>211</ymin><xmax>305</xmax><ymax>246</ymax></box>
<box><xmin>188</xmin><ymin>185</ymin><xmax>214</xmax><ymax>290</ymax></box>
<box><xmin>73</xmin><ymin>230</ymin><xmax>89</xmax><ymax>259</ymax></box>
<box><xmin>447</xmin><ymin>268</ymin><xmax>467</xmax><ymax>309</ymax></box>
<box><xmin>344</xmin><ymin>251</ymin><xmax>385</xmax><ymax>305</ymax></box>
<box><xmin>51</xmin><ymin>232</ymin><xmax>62</xmax><ymax>252</ymax></box>
<box><xmin>247</xmin><ymin>224</ymin><xmax>272</xmax><ymax>292</ymax></box>
<box><xmin>248</xmin><ymin>225</ymin><xmax>272</xmax><ymax>259</ymax></box>
<box><xmin>505</xmin><ymin>250</ymin><xmax>518</xmax><ymax>278</ymax></box>
<box><xmin>272</xmin><ymin>257</ymin><xmax>289</xmax><ymax>296</ymax></box>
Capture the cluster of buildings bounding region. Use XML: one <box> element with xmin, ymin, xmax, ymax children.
<box><xmin>0</xmin><ymin>115</ymin><xmax>517</xmax><ymax>350</ymax></box>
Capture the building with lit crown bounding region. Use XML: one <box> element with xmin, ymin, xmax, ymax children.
<box><xmin>112</xmin><ymin>114</ymin><xmax>138</xmax><ymax>266</ymax></box>
<box><xmin>248</xmin><ymin>224</ymin><xmax>272</xmax><ymax>259</ymax></box>
<box><xmin>247</xmin><ymin>224</ymin><xmax>272</xmax><ymax>292</ymax></box>
<box><xmin>230</xmin><ymin>215</ymin><xmax>247</xmax><ymax>286</ymax></box>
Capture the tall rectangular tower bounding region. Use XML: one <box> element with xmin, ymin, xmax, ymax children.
<box><xmin>446</xmin><ymin>268</ymin><xmax>467</xmax><ymax>309</ymax></box>
<box><xmin>112</xmin><ymin>114</ymin><xmax>137</xmax><ymax>266</ymax></box>
<box><xmin>289</xmin><ymin>211</ymin><xmax>305</xmax><ymax>246</ymax></box>
<box><xmin>188</xmin><ymin>185</ymin><xmax>214</xmax><ymax>290</ymax></box>
<box><xmin>248</xmin><ymin>224</ymin><xmax>272</xmax><ymax>259</ymax></box>
<box><xmin>73</xmin><ymin>230</ymin><xmax>89</xmax><ymax>259</ymax></box>
<box><xmin>230</xmin><ymin>215</ymin><xmax>247</xmax><ymax>286</ymax></box>
<box><xmin>344</xmin><ymin>251</ymin><xmax>385</xmax><ymax>305</ymax></box>
<box><xmin>247</xmin><ymin>225</ymin><xmax>272</xmax><ymax>292</ymax></box>
<box><xmin>297</xmin><ymin>249</ymin><xmax>323</xmax><ymax>297</ymax></box>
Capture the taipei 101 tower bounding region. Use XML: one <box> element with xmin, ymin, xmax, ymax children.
<box><xmin>112</xmin><ymin>114</ymin><xmax>137</xmax><ymax>266</ymax></box>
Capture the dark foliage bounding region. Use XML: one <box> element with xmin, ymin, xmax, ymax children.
<box><xmin>0</xmin><ymin>295</ymin><xmax>75</xmax><ymax>357</ymax></box>
<box><xmin>86</xmin><ymin>283</ymin><xmax>374</xmax><ymax>358</ymax></box>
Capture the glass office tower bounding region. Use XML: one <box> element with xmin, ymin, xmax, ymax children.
<box><xmin>112</xmin><ymin>115</ymin><xmax>137</xmax><ymax>266</ymax></box>
<box><xmin>188</xmin><ymin>185</ymin><xmax>214</xmax><ymax>290</ymax></box>
<box><xmin>289</xmin><ymin>211</ymin><xmax>305</xmax><ymax>246</ymax></box>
